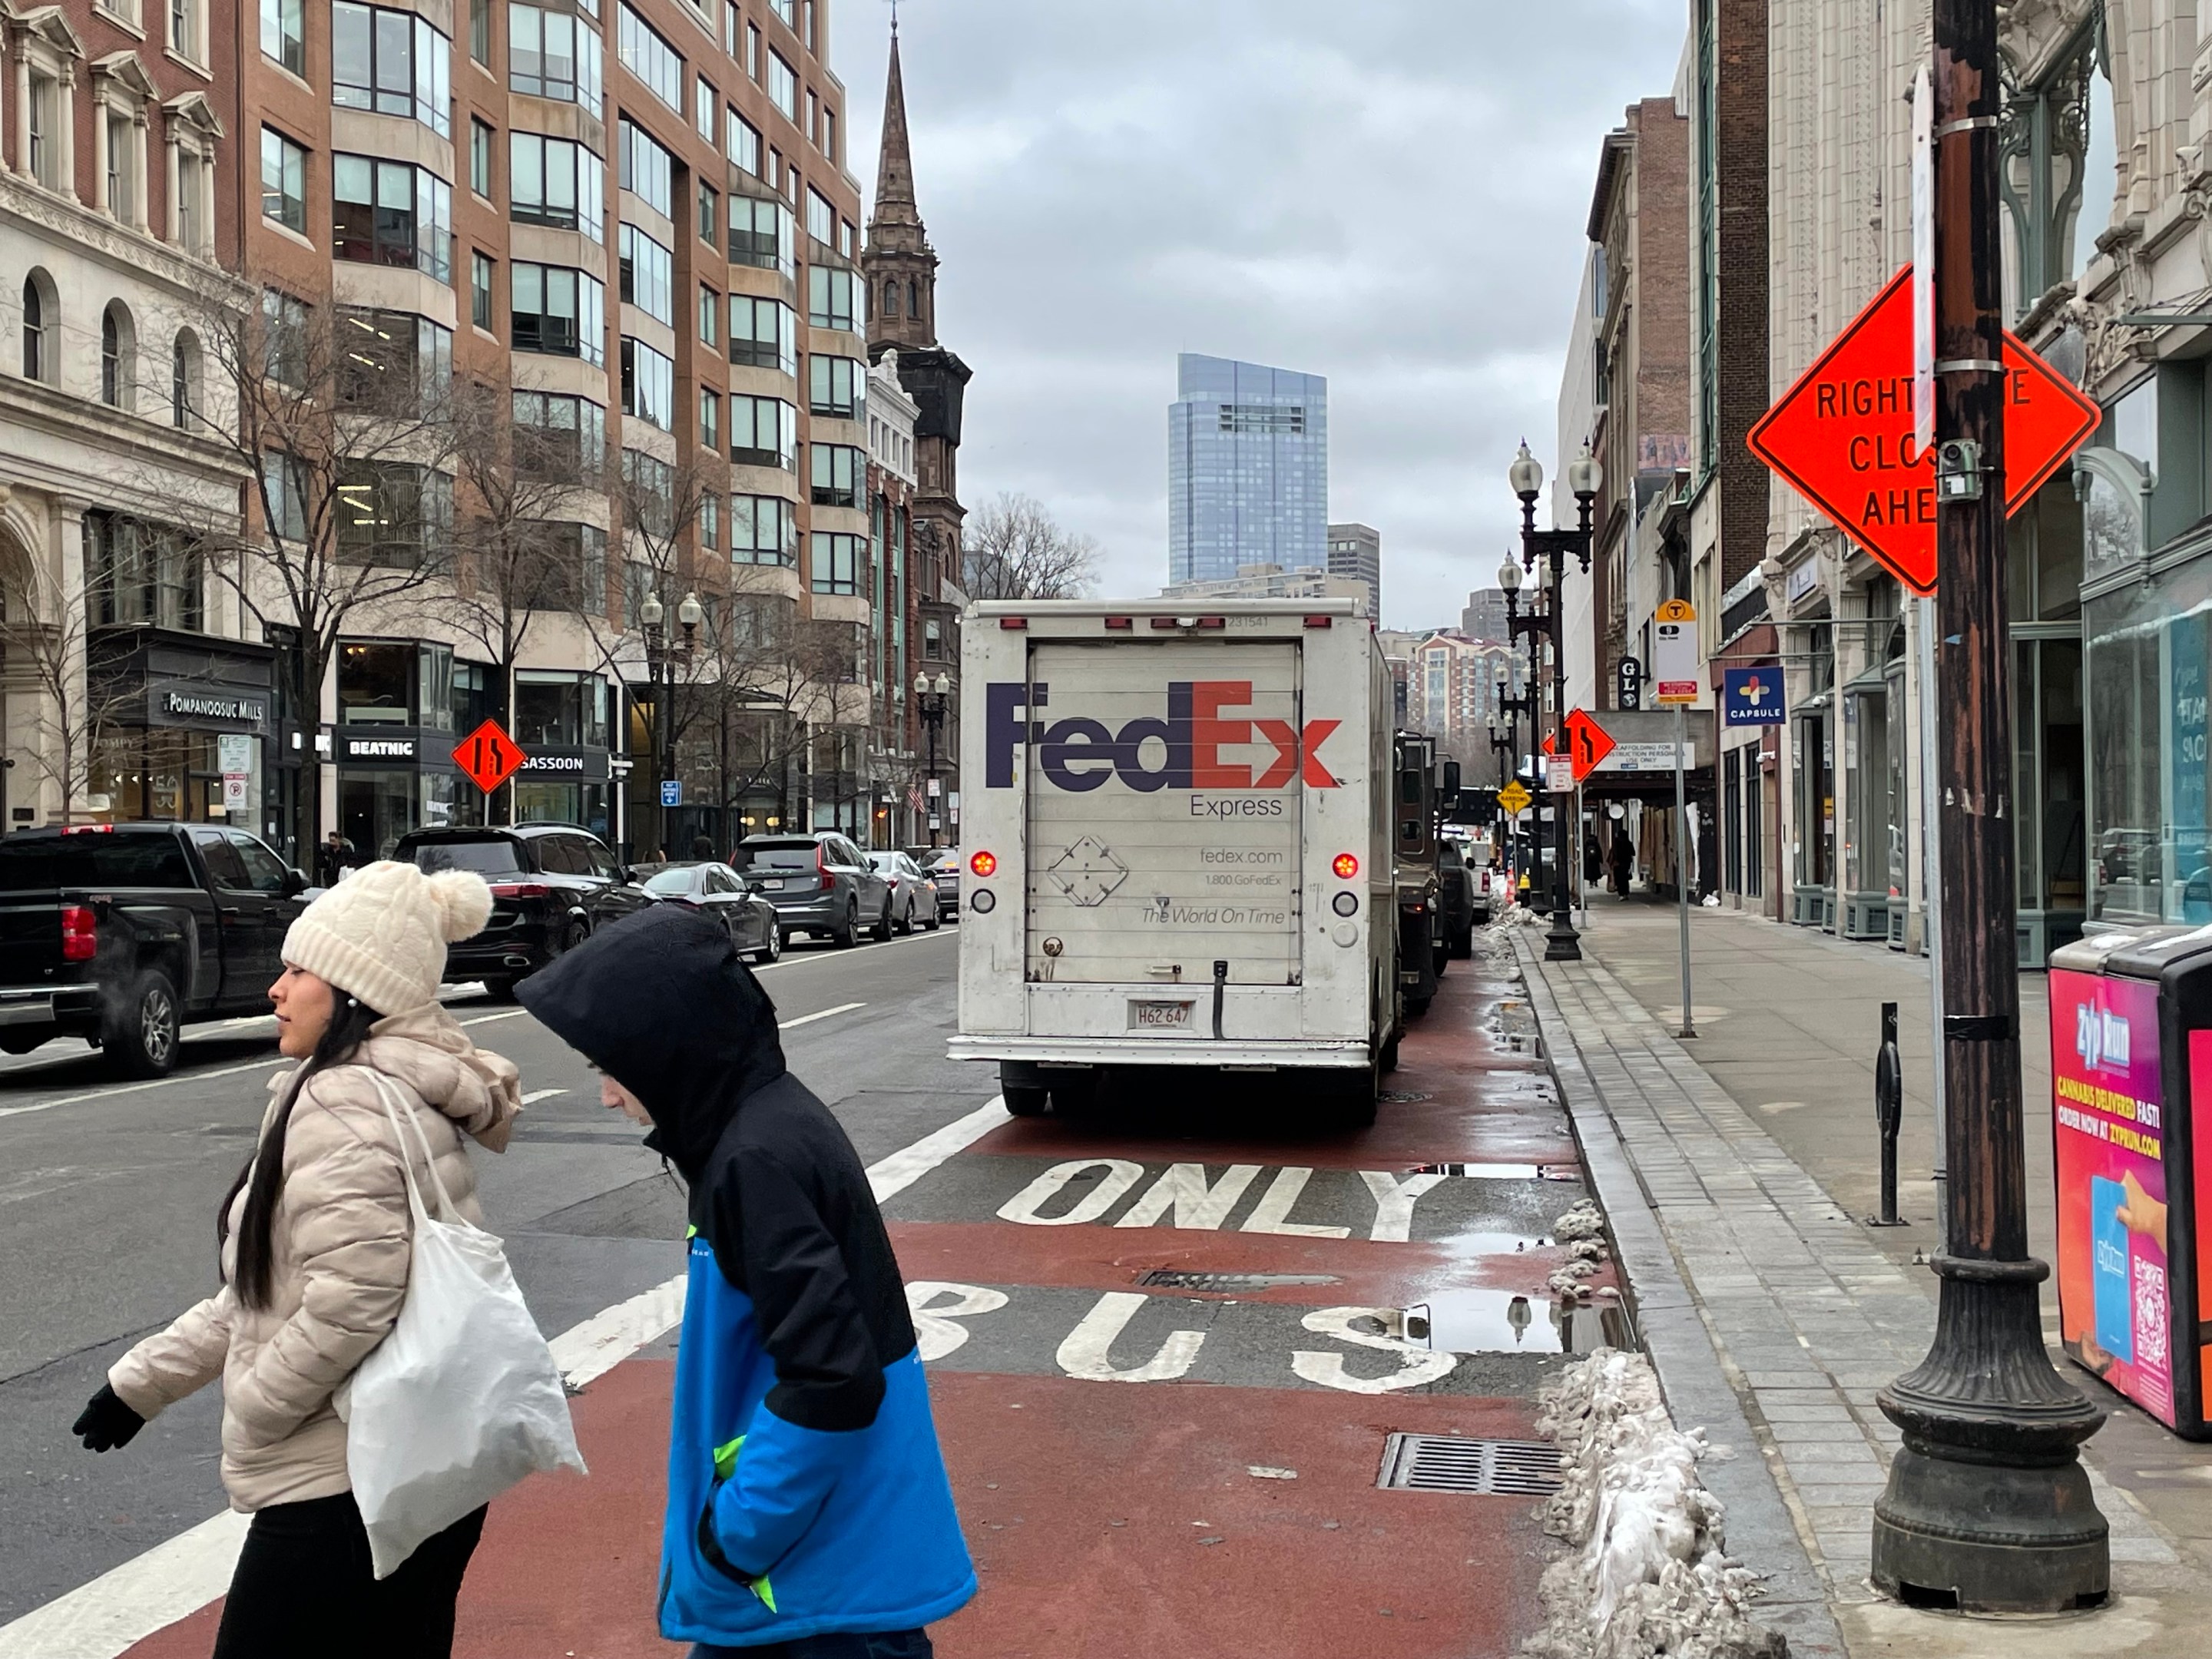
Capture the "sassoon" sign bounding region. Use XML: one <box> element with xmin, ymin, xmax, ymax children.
<box><xmin>987</xmin><ymin>681</ymin><xmax>1339</xmax><ymax>793</ymax></box>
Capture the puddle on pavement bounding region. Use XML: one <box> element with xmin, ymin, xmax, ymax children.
<box><xmin>1409</xmin><ymin>1161</ymin><xmax>1565</xmax><ymax>1181</ymax></box>
<box><xmin>1134</xmin><ymin>1269</ymin><xmax>1342</xmax><ymax>1293</ymax></box>
<box><xmin>1359</xmin><ymin>1291</ymin><xmax>1634</xmax><ymax>1355</ymax></box>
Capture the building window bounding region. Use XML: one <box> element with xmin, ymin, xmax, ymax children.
<box><xmin>767</xmin><ymin>51</ymin><xmax>796</xmax><ymax>121</ymax></box>
<box><xmin>837</xmin><ymin>217</ymin><xmax>853</xmax><ymax>258</ymax></box>
<box><xmin>333</xmin><ymin>156</ymin><xmax>453</xmax><ymax>280</ymax></box>
<box><xmin>618</xmin><ymin>119</ymin><xmax>674</xmax><ymax>215</ymax></box>
<box><xmin>101</xmin><ymin>303</ymin><xmax>134</xmax><ymax>409</ymax></box>
<box><xmin>508</xmin><ymin>526</ymin><xmax>608</xmax><ymax>616</ymax></box>
<box><xmin>336</xmin><ymin>308</ymin><xmax>452</xmax><ymax>409</ymax></box>
<box><xmin>810</xmin><ymin>531</ymin><xmax>859</xmax><ymax>595</ymax></box>
<box><xmin>731</xmin><ymin>396</ymin><xmax>796</xmax><ymax>470</ymax></box>
<box><xmin>469</xmin><ymin>0</ymin><xmax>490</xmax><ymax>63</ymax></box>
<box><xmin>699</xmin><ymin>283</ymin><xmax>720</xmax><ymax>345</ymax></box>
<box><xmin>176</xmin><ymin>147</ymin><xmax>206</xmax><ymax>253</ymax></box>
<box><xmin>333</xmin><ymin>4</ymin><xmax>452</xmax><ymax>139</ymax></box>
<box><xmin>700</xmin><ymin>492</ymin><xmax>721</xmax><ymax>552</ymax></box>
<box><xmin>618</xmin><ymin>5</ymin><xmax>684</xmax><ymax>113</ymax></box>
<box><xmin>514</xmin><ymin>667</ymin><xmax>611</xmax><ymax>742</ymax></box>
<box><xmin>729</xmin><ymin>295</ymin><xmax>796</xmax><ymax>375</ymax></box>
<box><xmin>618</xmin><ymin>224</ymin><xmax>674</xmax><ymax>323</ymax></box>
<box><xmin>90</xmin><ymin>514</ymin><xmax>202</xmax><ymax>631</ymax></box>
<box><xmin>695</xmin><ymin>79</ymin><xmax>717</xmax><ymax>144</ymax></box>
<box><xmin>20</xmin><ymin>275</ymin><xmax>50</xmax><ymax>383</ymax></box>
<box><xmin>882</xmin><ymin>279</ymin><xmax>899</xmax><ymax>319</ymax></box>
<box><xmin>806</xmin><ymin>87</ymin><xmax>818</xmax><ymax>142</ymax></box>
<box><xmin>26</xmin><ymin>71</ymin><xmax>58</xmax><ymax>191</ymax></box>
<box><xmin>262</xmin><ymin>288</ymin><xmax>309</xmax><ymax>386</ymax></box>
<box><xmin>261</xmin><ymin>127</ymin><xmax>308</xmax><ymax>232</ymax></box>
<box><xmin>824</xmin><ymin>106</ymin><xmax>837</xmax><ymax>167</ymax></box>
<box><xmin>805</xmin><ymin>186</ymin><xmax>833</xmax><ymax>247</ymax></box>
<box><xmin>767</xmin><ymin>1</ymin><xmax>793</xmax><ymax>32</ymax></box>
<box><xmin>728</xmin><ymin>194</ymin><xmax>792</xmax><ymax>273</ymax></box>
<box><xmin>104</xmin><ymin>112</ymin><xmax>137</xmax><ymax>224</ymax></box>
<box><xmin>263</xmin><ymin>452</ymin><xmax>306</xmax><ymax>541</ymax></box>
<box><xmin>808</xmin><ymin>354</ymin><xmax>861</xmax><ymax>419</ymax></box>
<box><xmin>697</xmin><ymin>180</ymin><xmax>717</xmax><ymax>246</ymax></box>
<box><xmin>733</xmin><ymin>495</ymin><xmax>796</xmax><ymax>565</ymax></box>
<box><xmin>807</xmin><ymin>265</ymin><xmax>854</xmax><ymax>332</ymax></box>
<box><xmin>722</xmin><ymin>0</ymin><xmax>737</xmax><ymax>54</ymax></box>
<box><xmin>471</xmin><ymin>251</ymin><xmax>495</xmax><ymax>329</ymax></box>
<box><xmin>512</xmin><ymin>389</ymin><xmax>607</xmax><ymax>476</ymax></box>
<box><xmin>471</xmin><ymin>118</ymin><xmax>494</xmax><ymax>196</ymax></box>
<box><xmin>171</xmin><ymin>0</ymin><xmax>204</xmax><ymax>63</ymax></box>
<box><xmin>171</xmin><ymin>329</ymin><xmax>199</xmax><ymax>428</ymax></box>
<box><xmin>512</xmin><ymin>263</ymin><xmax>606</xmax><ymax>364</ymax></box>
<box><xmin>810</xmin><ymin>444</ymin><xmax>861</xmax><ymax>509</ymax></box>
<box><xmin>620</xmin><ymin>337</ymin><xmax>675</xmax><ymax>430</ymax></box>
<box><xmin>512</xmin><ymin>133</ymin><xmax>604</xmax><ymax>240</ymax></box>
<box><xmin>336</xmin><ymin>463</ymin><xmax>453</xmax><ymax>565</ymax></box>
<box><xmin>727</xmin><ymin>109</ymin><xmax>763</xmax><ymax>177</ymax></box>
<box><xmin>509</xmin><ymin>5</ymin><xmax>603</xmax><ymax>116</ymax></box>
<box><xmin>745</xmin><ymin>21</ymin><xmax>760</xmax><ymax>80</ymax></box>
<box><xmin>621</xmin><ymin>448</ymin><xmax>676</xmax><ymax>535</ymax></box>
<box><xmin>700</xmin><ymin>389</ymin><xmax>720</xmax><ymax>452</ymax></box>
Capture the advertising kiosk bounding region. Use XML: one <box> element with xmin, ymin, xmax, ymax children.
<box><xmin>2048</xmin><ymin>930</ymin><xmax>2212</xmax><ymax>1437</ymax></box>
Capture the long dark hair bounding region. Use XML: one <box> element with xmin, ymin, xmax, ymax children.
<box><xmin>218</xmin><ymin>995</ymin><xmax>385</xmax><ymax>1310</ymax></box>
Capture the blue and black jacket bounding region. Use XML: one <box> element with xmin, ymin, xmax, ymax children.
<box><xmin>522</xmin><ymin>907</ymin><xmax>975</xmax><ymax>1645</ymax></box>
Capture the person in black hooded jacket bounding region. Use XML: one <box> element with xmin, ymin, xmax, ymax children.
<box><xmin>518</xmin><ymin>906</ymin><xmax>974</xmax><ymax>1657</ymax></box>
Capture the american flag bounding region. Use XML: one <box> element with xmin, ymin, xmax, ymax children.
<box><xmin>907</xmin><ymin>786</ymin><xmax>926</xmax><ymax>813</ymax></box>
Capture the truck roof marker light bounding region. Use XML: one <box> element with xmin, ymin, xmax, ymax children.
<box><xmin>1332</xmin><ymin>852</ymin><xmax>1360</xmax><ymax>879</ymax></box>
<box><xmin>1304</xmin><ymin>614</ymin><xmax>1333</xmax><ymax>629</ymax></box>
<box><xmin>998</xmin><ymin>617</ymin><xmax>1028</xmax><ymax>631</ymax></box>
<box><xmin>970</xmin><ymin>850</ymin><xmax>998</xmax><ymax>877</ymax></box>
<box><xmin>62</xmin><ymin>823</ymin><xmax>116</xmax><ymax>834</ymax></box>
<box><xmin>1195</xmin><ymin>616</ymin><xmax>1227</xmax><ymax>629</ymax></box>
<box><xmin>1104</xmin><ymin>616</ymin><xmax>1134</xmax><ymax>631</ymax></box>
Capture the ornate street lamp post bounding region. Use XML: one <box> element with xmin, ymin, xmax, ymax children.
<box><xmin>1510</xmin><ymin>441</ymin><xmax>1601</xmax><ymax>961</ymax></box>
<box><xmin>912</xmin><ymin>671</ymin><xmax>952</xmax><ymax>846</ymax></box>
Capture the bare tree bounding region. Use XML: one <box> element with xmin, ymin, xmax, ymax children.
<box><xmin>0</xmin><ymin>557</ymin><xmax>139</xmax><ymax>823</ymax></box>
<box><xmin>962</xmin><ymin>492</ymin><xmax>1099</xmax><ymax>601</ymax></box>
<box><xmin>167</xmin><ymin>282</ymin><xmax>464</xmax><ymax>854</ymax></box>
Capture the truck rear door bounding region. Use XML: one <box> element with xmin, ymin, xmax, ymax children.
<box><xmin>0</xmin><ymin>840</ymin><xmax>65</xmax><ymax>988</ymax></box>
<box><xmin>1023</xmin><ymin>638</ymin><xmax>1305</xmax><ymax>988</ymax></box>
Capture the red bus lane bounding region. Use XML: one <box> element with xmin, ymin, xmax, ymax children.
<box><xmin>124</xmin><ymin>945</ymin><xmax>1608</xmax><ymax>1659</ymax></box>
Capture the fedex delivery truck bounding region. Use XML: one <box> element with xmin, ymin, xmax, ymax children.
<box><xmin>951</xmin><ymin>598</ymin><xmax>1399</xmax><ymax>1121</ymax></box>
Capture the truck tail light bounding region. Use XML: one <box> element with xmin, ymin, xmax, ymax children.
<box><xmin>489</xmin><ymin>882</ymin><xmax>551</xmax><ymax>899</ymax></box>
<box><xmin>1104</xmin><ymin>616</ymin><xmax>1134</xmax><ymax>631</ymax></box>
<box><xmin>1332</xmin><ymin>852</ymin><xmax>1360</xmax><ymax>879</ymax></box>
<box><xmin>61</xmin><ymin>904</ymin><xmax>97</xmax><ymax>962</ymax></box>
<box><xmin>1149</xmin><ymin>617</ymin><xmax>1179</xmax><ymax>630</ymax></box>
<box><xmin>998</xmin><ymin>617</ymin><xmax>1028</xmax><ymax>631</ymax></box>
<box><xmin>969</xmin><ymin>850</ymin><xmax>998</xmax><ymax>878</ymax></box>
<box><xmin>1195</xmin><ymin>616</ymin><xmax>1227</xmax><ymax>630</ymax></box>
<box><xmin>1303</xmin><ymin>615</ymin><xmax>1333</xmax><ymax>629</ymax></box>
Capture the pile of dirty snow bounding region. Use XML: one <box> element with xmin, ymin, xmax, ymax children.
<box><xmin>1550</xmin><ymin>1199</ymin><xmax>1610</xmax><ymax>1302</ymax></box>
<box><xmin>1522</xmin><ymin>1349</ymin><xmax>1786</xmax><ymax>1659</ymax></box>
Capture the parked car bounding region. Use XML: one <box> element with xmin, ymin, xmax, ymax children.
<box><xmin>1472</xmin><ymin>862</ymin><xmax>1499</xmax><ymax>926</ymax></box>
<box><xmin>1437</xmin><ymin>838</ymin><xmax>1478</xmax><ymax>961</ymax></box>
<box><xmin>905</xmin><ymin>846</ymin><xmax>962</xmax><ymax>920</ymax></box>
<box><xmin>868</xmin><ymin>850</ymin><xmax>943</xmax><ymax>934</ymax></box>
<box><xmin>393</xmin><ymin>823</ymin><xmax>654</xmax><ymax>996</ymax></box>
<box><xmin>0</xmin><ymin>823</ymin><xmax>310</xmax><ymax>1076</ymax></box>
<box><xmin>732</xmin><ymin>832</ymin><xmax>893</xmax><ymax>948</ymax></box>
<box><xmin>639</xmin><ymin>860</ymin><xmax>782</xmax><ymax>964</ymax></box>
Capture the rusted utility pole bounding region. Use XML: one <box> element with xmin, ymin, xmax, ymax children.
<box><xmin>1869</xmin><ymin>0</ymin><xmax>2108</xmax><ymax>1613</ymax></box>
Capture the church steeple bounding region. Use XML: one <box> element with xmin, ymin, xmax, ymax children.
<box><xmin>865</xmin><ymin>26</ymin><xmax>937</xmax><ymax>350</ymax></box>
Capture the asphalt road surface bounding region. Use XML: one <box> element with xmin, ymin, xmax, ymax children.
<box><xmin>0</xmin><ymin>923</ymin><xmax>977</xmax><ymax>1628</ymax></box>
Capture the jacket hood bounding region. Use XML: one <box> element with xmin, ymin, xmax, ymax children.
<box><xmin>517</xmin><ymin>905</ymin><xmax>785</xmax><ymax>1177</ymax></box>
<box><xmin>270</xmin><ymin>1002</ymin><xmax>523</xmax><ymax>1151</ymax></box>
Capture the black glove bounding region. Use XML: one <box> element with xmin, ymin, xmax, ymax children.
<box><xmin>72</xmin><ymin>1384</ymin><xmax>144</xmax><ymax>1452</ymax></box>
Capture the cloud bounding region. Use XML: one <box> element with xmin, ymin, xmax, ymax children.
<box><xmin>831</xmin><ymin>0</ymin><xmax>1686</xmax><ymax>627</ymax></box>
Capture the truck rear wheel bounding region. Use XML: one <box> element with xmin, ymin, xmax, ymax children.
<box><xmin>104</xmin><ymin>970</ymin><xmax>180</xmax><ymax>1078</ymax></box>
<box><xmin>1003</xmin><ymin>1086</ymin><xmax>1049</xmax><ymax>1117</ymax></box>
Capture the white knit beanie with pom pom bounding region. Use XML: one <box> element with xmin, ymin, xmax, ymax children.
<box><xmin>280</xmin><ymin>859</ymin><xmax>494</xmax><ymax>1015</ymax></box>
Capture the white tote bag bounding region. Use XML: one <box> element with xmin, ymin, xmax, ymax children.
<box><xmin>343</xmin><ymin>1071</ymin><xmax>587</xmax><ymax>1578</ymax></box>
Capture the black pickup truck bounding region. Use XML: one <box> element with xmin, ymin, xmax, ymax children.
<box><xmin>0</xmin><ymin>823</ymin><xmax>310</xmax><ymax>1077</ymax></box>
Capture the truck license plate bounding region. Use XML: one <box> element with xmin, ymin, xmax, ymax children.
<box><xmin>1129</xmin><ymin>999</ymin><xmax>1195</xmax><ymax>1031</ymax></box>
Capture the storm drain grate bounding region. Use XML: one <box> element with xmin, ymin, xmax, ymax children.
<box><xmin>1134</xmin><ymin>1270</ymin><xmax>1340</xmax><ymax>1292</ymax></box>
<box><xmin>1376</xmin><ymin>1433</ymin><xmax>1563</xmax><ymax>1496</ymax></box>
<box><xmin>1378</xmin><ymin>1089</ymin><xmax>1432</xmax><ymax>1104</ymax></box>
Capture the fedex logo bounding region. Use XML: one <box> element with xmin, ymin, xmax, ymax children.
<box><xmin>986</xmin><ymin>680</ymin><xmax>1340</xmax><ymax>793</ymax></box>
<box><xmin>2076</xmin><ymin>1002</ymin><xmax>2131</xmax><ymax>1075</ymax></box>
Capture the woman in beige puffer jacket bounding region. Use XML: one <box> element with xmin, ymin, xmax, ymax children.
<box><xmin>72</xmin><ymin>861</ymin><xmax>522</xmax><ymax>1659</ymax></box>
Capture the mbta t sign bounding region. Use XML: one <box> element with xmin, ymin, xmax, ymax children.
<box><xmin>1746</xmin><ymin>266</ymin><xmax>2098</xmax><ymax>595</ymax></box>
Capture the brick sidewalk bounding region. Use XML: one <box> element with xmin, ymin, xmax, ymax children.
<box><xmin>1514</xmin><ymin>902</ymin><xmax>2208</xmax><ymax>1657</ymax></box>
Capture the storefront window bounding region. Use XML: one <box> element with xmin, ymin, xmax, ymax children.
<box><xmin>419</xmin><ymin>642</ymin><xmax>454</xmax><ymax>731</ymax></box>
<box><xmin>340</xmin><ymin>768</ymin><xmax>454</xmax><ymax>859</ymax></box>
<box><xmin>512</xmin><ymin>670</ymin><xmax>608</xmax><ymax>748</ymax></box>
<box><xmin>339</xmin><ymin>641</ymin><xmax>416</xmax><ymax>723</ymax></box>
<box><xmin>513</xmin><ymin>780</ymin><xmax>611</xmax><ymax>836</ymax></box>
<box><xmin>90</xmin><ymin>730</ymin><xmax>228</xmax><ymax>822</ymax></box>
<box><xmin>455</xmin><ymin>660</ymin><xmax>496</xmax><ymax>733</ymax></box>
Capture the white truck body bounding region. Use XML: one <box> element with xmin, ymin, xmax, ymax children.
<box><xmin>952</xmin><ymin>598</ymin><xmax>1395</xmax><ymax>1084</ymax></box>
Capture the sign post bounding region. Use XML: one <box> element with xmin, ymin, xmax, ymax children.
<box><xmin>1654</xmin><ymin>600</ymin><xmax>1699</xmax><ymax>1039</ymax></box>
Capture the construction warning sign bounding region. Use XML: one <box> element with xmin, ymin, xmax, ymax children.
<box><xmin>1746</xmin><ymin>265</ymin><xmax>2100</xmax><ymax>597</ymax></box>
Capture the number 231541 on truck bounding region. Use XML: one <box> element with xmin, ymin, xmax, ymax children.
<box><xmin>952</xmin><ymin>599</ymin><xmax>1400</xmax><ymax>1124</ymax></box>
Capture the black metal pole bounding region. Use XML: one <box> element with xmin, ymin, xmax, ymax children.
<box><xmin>1875</xmin><ymin>1001</ymin><xmax>1904</xmax><ymax>1227</ymax></box>
<box><xmin>1545</xmin><ymin>524</ymin><xmax>1581</xmax><ymax>961</ymax></box>
<box><xmin>1870</xmin><ymin>1</ymin><xmax>2107</xmax><ymax>1611</ymax></box>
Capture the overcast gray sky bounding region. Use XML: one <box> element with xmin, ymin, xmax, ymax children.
<box><xmin>829</xmin><ymin>0</ymin><xmax>1687</xmax><ymax>631</ymax></box>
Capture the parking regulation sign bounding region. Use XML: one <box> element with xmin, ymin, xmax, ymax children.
<box><xmin>1722</xmin><ymin>666</ymin><xmax>1787</xmax><ymax>727</ymax></box>
<box><xmin>659</xmin><ymin>779</ymin><xmax>684</xmax><ymax>807</ymax></box>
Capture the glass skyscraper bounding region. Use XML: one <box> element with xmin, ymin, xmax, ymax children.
<box><xmin>1167</xmin><ymin>354</ymin><xmax>1328</xmax><ymax>584</ymax></box>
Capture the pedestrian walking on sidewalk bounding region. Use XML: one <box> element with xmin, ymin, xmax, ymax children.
<box><xmin>519</xmin><ymin>906</ymin><xmax>975</xmax><ymax>1657</ymax></box>
<box><xmin>1607</xmin><ymin>827</ymin><xmax>1633</xmax><ymax>897</ymax></box>
<box><xmin>71</xmin><ymin>861</ymin><xmax>524</xmax><ymax>1659</ymax></box>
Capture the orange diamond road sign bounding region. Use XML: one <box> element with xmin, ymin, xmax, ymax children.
<box><xmin>1562</xmin><ymin>709</ymin><xmax>1616</xmax><ymax>783</ymax></box>
<box><xmin>1746</xmin><ymin>265</ymin><xmax>2101</xmax><ymax>596</ymax></box>
<box><xmin>453</xmin><ymin>718</ymin><xmax>527</xmax><ymax>794</ymax></box>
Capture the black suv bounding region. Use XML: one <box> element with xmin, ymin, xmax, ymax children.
<box><xmin>393</xmin><ymin>824</ymin><xmax>652</xmax><ymax>995</ymax></box>
<box><xmin>0</xmin><ymin>823</ymin><xmax>310</xmax><ymax>1075</ymax></box>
